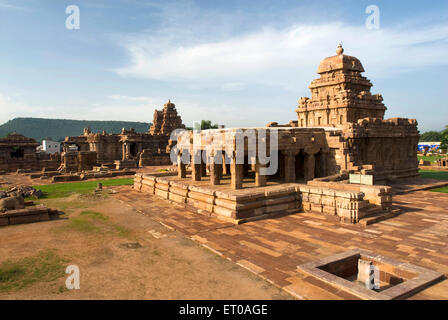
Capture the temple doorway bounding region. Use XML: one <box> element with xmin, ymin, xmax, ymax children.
<box><xmin>130</xmin><ymin>143</ymin><xmax>138</xmax><ymax>157</ymax></box>
<box><xmin>295</xmin><ymin>151</ymin><xmax>305</xmax><ymax>181</ymax></box>
<box><xmin>10</xmin><ymin>147</ymin><xmax>24</xmax><ymax>159</ymax></box>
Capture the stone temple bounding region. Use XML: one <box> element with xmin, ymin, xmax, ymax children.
<box><xmin>134</xmin><ymin>45</ymin><xmax>420</xmax><ymax>225</ymax></box>
<box><xmin>62</xmin><ymin>100</ymin><xmax>185</xmax><ymax>171</ymax></box>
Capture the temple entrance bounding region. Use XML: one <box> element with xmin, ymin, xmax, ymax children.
<box><xmin>295</xmin><ymin>150</ymin><xmax>305</xmax><ymax>181</ymax></box>
<box><xmin>10</xmin><ymin>147</ymin><xmax>24</xmax><ymax>159</ymax></box>
<box><xmin>130</xmin><ymin>143</ymin><xmax>138</xmax><ymax>157</ymax></box>
<box><xmin>295</xmin><ymin>151</ymin><xmax>305</xmax><ymax>181</ymax></box>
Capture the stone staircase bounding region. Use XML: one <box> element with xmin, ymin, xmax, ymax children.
<box><xmin>358</xmin><ymin>202</ymin><xmax>400</xmax><ymax>226</ymax></box>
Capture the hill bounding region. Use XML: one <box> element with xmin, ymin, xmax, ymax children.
<box><xmin>0</xmin><ymin>118</ymin><xmax>151</xmax><ymax>142</ymax></box>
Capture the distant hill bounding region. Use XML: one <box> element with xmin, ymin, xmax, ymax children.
<box><xmin>0</xmin><ymin>118</ymin><xmax>151</xmax><ymax>142</ymax></box>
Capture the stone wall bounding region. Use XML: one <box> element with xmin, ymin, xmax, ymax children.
<box><xmin>0</xmin><ymin>207</ymin><xmax>60</xmax><ymax>226</ymax></box>
<box><xmin>134</xmin><ymin>173</ymin><xmax>392</xmax><ymax>224</ymax></box>
<box><xmin>60</xmin><ymin>151</ymin><xmax>97</xmax><ymax>172</ymax></box>
<box><xmin>0</xmin><ymin>133</ymin><xmax>60</xmax><ymax>172</ymax></box>
<box><xmin>342</xmin><ymin>118</ymin><xmax>419</xmax><ymax>180</ymax></box>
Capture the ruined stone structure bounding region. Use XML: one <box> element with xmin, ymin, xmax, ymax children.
<box><xmin>0</xmin><ymin>133</ymin><xmax>60</xmax><ymax>173</ymax></box>
<box><xmin>437</xmin><ymin>157</ymin><xmax>448</xmax><ymax>167</ymax></box>
<box><xmin>59</xmin><ymin>151</ymin><xmax>98</xmax><ymax>173</ymax></box>
<box><xmin>134</xmin><ymin>45</ymin><xmax>419</xmax><ymax>224</ymax></box>
<box><xmin>63</xmin><ymin>100</ymin><xmax>185</xmax><ymax>170</ymax></box>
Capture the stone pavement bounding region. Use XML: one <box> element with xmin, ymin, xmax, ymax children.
<box><xmin>113</xmin><ymin>186</ymin><xmax>448</xmax><ymax>300</ymax></box>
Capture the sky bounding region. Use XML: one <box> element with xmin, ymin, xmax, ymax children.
<box><xmin>0</xmin><ymin>0</ymin><xmax>447</xmax><ymax>132</ymax></box>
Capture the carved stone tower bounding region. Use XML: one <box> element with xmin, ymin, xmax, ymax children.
<box><xmin>149</xmin><ymin>100</ymin><xmax>185</xmax><ymax>135</ymax></box>
<box><xmin>296</xmin><ymin>44</ymin><xmax>386</xmax><ymax>127</ymax></box>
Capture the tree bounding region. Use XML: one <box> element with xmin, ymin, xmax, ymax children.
<box><xmin>441</xmin><ymin>126</ymin><xmax>448</xmax><ymax>149</ymax></box>
<box><xmin>200</xmin><ymin>120</ymin><xmax>219</xmax><ymax>130</ymax></box>
<box><xmin>420</xmin><ymin>130</ymin><xmax>443</xmax><ymax>142</ymax></box>
<box><xmin>190</xmin><ymin>120</ymin><xmax>219</xmax><ymax>131</ymax></box>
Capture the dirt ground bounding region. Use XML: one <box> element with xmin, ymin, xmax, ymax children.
<box><xmin>0</xmin><ymin>187</ymin><xmax>291</xmax><ymax>299</ymax></box>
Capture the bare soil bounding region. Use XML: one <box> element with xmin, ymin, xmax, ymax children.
<box><xmin>0</xmin><ymin>190</ymin><xmax>291</xmax><ymax>299</ymax></box>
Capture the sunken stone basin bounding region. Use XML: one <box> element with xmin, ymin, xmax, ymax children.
<box><xmin>297</xmin><ymin>249</ymin><xmax>444</xmax><ymax>300</ymax></box>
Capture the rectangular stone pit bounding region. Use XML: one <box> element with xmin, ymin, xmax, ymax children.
<box><xmin>297</xmin><ymin>249</ymin><xmax>444</xmax><ymax>300</ymax></box>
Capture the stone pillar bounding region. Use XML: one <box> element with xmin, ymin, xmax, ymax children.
<box><xmin>209</xmin><ymin>154</ymin><xmax>220</xmax><ymax>185</ymax></box>
<box><xmin>191</xmin><ymin>151</ymin><xmax>201</xmax><ymax>181</ymax></box>
<box><xmin>230</xmin><ymin>153</ymin><xmax>243</xmax><ymax>189</ymax></box>
<box><xmin>122</xmin><ymin>143</ymin><xmax>127</xmax><ymax>161</ymax></box>
<box><xmin>126</xmin><ymin>143</ymin><xmax>131</xmax><ymax>160</ymax></box>
<box><xmin>222</xmin><ymin>153</ymin><xmax>229</xmax><ymax>175</ymax></box>
<box><xmin>283</xmin><ymin>151</ymin><xmax>296</xmax><ymax>183</ymax></box>
<box><xmin>305</xmin><ymin>153</ymin><xmax>315</xmax><ymax>181</ymax></box>
<box><xmin>255</xmin><ymin>163</ymin><xmax>267</xmax><ymax>187</ymax></box>
<box><xmin>177</xmin><ymin>152</ymin><xmax>186</xmax><ymax>178</ymax></box>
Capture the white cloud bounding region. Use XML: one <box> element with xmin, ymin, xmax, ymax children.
<box><xmin>0</xmin><ymin>93</ymin><xmax>56</xmax><ymax>124</ymax></box>
<box><xmin>107</xmin><ymin>95</ymin><xmax>153</xmax><ymax>102</ymax></box>
<box><xmin>115</xmin><ymin>22</ymin><xmax>448</xmax><ymax>91</ymax></box>
<box><xmin>0</xmin><ymin>1</ymin><xmax>30</xmax><ymax>11</ymax></box>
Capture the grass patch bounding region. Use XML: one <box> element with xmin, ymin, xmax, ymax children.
<box><xmin>34</xmin><ymin>178</ymin><xmax>133</xmax><ymax>199</ymax></box>
<box><xmin>113</xmin><ymin>225</ymin><xmax>130</xmax><ymax>238</ymax></box>
<box><xmin>0</xmin><ymin>250</ymin><xmax>66</xmax><ymax>293</ymax></box>
<box><xmin>59</xmin><ymin>210</ymin><xmax>130</xmax><ymax>238</ymax></box>
<box><xmin>62</xmin><ymin>210</ymin><xmax>106</xmax><ymax>234</ymax></box>
<box><xmin>431</xmin><ymin>186</ymin><xmax>448</xmax><ymax>193</ymax></box>
<box><xmin>420</xmin><ymin>170</ymin><xmax>448</xmax><ymax>181</ymax></box>
<box><xmin>66</xmin><ymin>217</ymin><xmax>101</xmax><ymax>234</ymax></box>
<box><xmin>80</xmin><ymin>210</ymin><xmax>108</xmax><ymax>220</ymax></box>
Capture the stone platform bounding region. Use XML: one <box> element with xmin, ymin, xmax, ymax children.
<box><xmin>134</xmin><ymin>172</ymin><xmax>393</xmax><ymax>224</ymax></box>
<box><xmin>113</xmin><ymin>187</ymin><xmax>448</xmax><ymax>300</ymax></box>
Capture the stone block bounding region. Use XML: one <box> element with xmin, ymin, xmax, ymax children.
<box><xmin>0</xmin><ymin>217</ymin><xmax>8</xmax><ymax>226</ymax></box>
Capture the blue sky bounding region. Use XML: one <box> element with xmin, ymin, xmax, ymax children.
<box><xmin>0</xmin><ymin>0</ymin><xmax>447</xmax><ymax>132</ymax></box>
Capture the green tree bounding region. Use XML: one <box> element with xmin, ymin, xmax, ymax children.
<box><xmin>191</xmin><ymin>120</ymin><xmax>219</xmax><ymax>131</ymax></box>
<box><xmin>441</xmin><ymin>126</ymin><xmax>448</xmax><ymax>149</ymax></box>
<box><xmin>420</xmin><ymin>130</ymin><xmax>443</xmax><ymax>142</ymax></box>
<box><xmin>200</xmin><ymin>120</ymin><xmax>219</xmax><ymax>130</ymax></box>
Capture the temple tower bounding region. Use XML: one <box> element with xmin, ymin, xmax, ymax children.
<box><xmin>296</xmin><ymin>44</ymin><xmax>386</xmax><ymax>127</ymax></box>
<box><xmin>149</xmin><ymin>100</ymin><xmax>185</xmax><ymax>135</ymax></box>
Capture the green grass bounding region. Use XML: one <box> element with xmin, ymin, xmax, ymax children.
<box><xmin>418</xmin><ymin>155</ymin><xmax>444</xmax><ymax>163</ymax></box>
<box><xmin>62</xmin><ymin>210</ymin><xmax>107</xmax><ymax>234</ymax></box>
<box><xmin>419</xmin><ymin>170</ymin><xmax>448</xmax><ymax>181</ymax></box>
<box><xmin>79</xmin><ymin>210</ymin><xmax>108</xmax><ymax>220</ymax></box>
<box><xmin>66</xmin><ymin>217</ymin><xmax>101</xmax><ymax>234</ymax></box>
<box><xmin>431</xmin><ymin>186</ymin><xmax>448</xmax><ymax>193</ymax></box>
<box><xmin>33</xmin><ymin>178</ymin><xmax>133</xmax><ymax>199</ymax></box>
<box><xmin>59</xmin><ymin>210</ymin><xmax>130</xmax><ymax>238</ymax></box>
<box><xmin>0</xmin><ymin>250</ymin><xmax>66</xmax><ymax>292</ymax></box>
